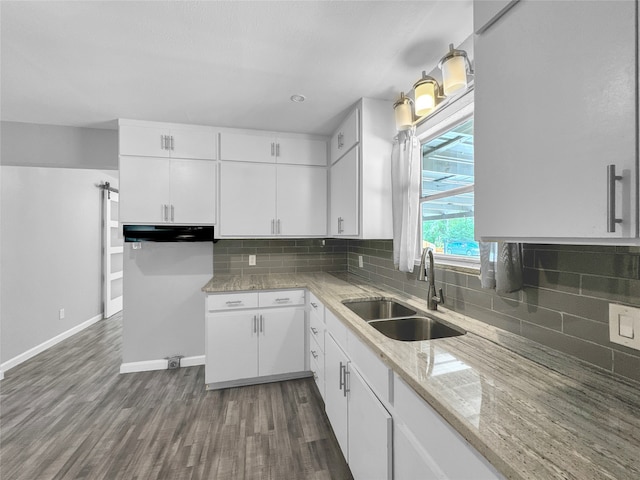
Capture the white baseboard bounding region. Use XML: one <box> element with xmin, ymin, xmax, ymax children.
<box><xmin>119</xmin><ymin>354</ymin><xmax>205</xmax><ymax>374</ymax></box>
<box><xmin>0</xmin><ymin>313</ymin><xmax>104</xmax><ymax>376</ymax></box>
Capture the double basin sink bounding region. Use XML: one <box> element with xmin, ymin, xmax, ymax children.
<box><xmin>342</xmin><ymin>298</ymin><xmax>465</xmax><ymax>342</ymax></box>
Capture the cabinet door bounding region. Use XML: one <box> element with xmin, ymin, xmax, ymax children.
<box><xmin>206</xmin><ymin>311</ymin><xmax>259</xmax><ymax>384</ymax></box>
<box><xmin>258</xmin><ymin>307</ymin><xmax>305</xmax><ymax>377</ymax></box>
<box><xmin>169</xmin><ymin>127</ymin><xmax>216</xmax><ymax>160</ymax></box>
<box><xmin>119</xmin><ymin>156</ymin><xmax>171</xmax><ymax>224</ymax></box>
<box><xmin>330</xmin><ymin>147</ymin><xmax>359</xmax><ymax>236</ymax></box>
<box><xmin>219</xmin><ymin>132</ymin><xmax>274</xmax><ymax>163</ymax></box>
<box><xmin>348</xmin><ymin>366</ymin><xmax>392</xmax><ymax>480</ymax></box>
<box><xmin>324</xmin><ymin>333</ymin><xmax>349</xmax><ymax>458</ymax></box>
<box><xmin>474</xmin><ymin>0</ymin><xmax>637</xmax><ymax>240</ymax></box>
<box><xmin>170</xmin><ymin>159</ymin><xmax>216</xmax><ymax>224</ymax></box>
<box><xmin>219</xmin><ymin>162</ymin><xmax>276</xmax><ymax>236</ymax></box>
<box><xmin>276</xmin><ymin>137</ymin><xmax>327</xmax><ymax>166</ymax></box>
<box><xmin>276</xmin><ymin>165</ymin><xmax>327</xmax><ymax>236</ymax></box>
<box><xmin>119</xmin><ymin>125</ymin><xmax>169</xmax><ymax>158</ymax></box>
<box><xmin>474</xmin><ymin>0</ymin><xmax>520</xmax><ymax>33</ymax></box>
<box><xmin>330</xmin><ymin>108</ymin><xmax>359</xmax><ymax>164</ymax></box>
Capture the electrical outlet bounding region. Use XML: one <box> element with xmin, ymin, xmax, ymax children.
<box><xmin>358</xmin><ymin>255</ymin><xmax>364</xmax><ymax>268</ymax></box>
<box><xmin>249</xmin><ymin>255</ymin><xmax>256</xmax><ymax>266</ymax></box>
<box><xmin>609</xmin><ymin>303</ymin><xmax>640</xmax><ymax>350</ymax></box>
<box><xmin>59</xmin><ymin>308</ymin><xmax>65</xmax><ymax>320</ymax></box>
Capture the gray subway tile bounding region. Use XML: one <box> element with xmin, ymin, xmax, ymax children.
<box><xmin>493</xmin><ymin>296</ymin><xmax>562</xmax><ymax>331</ymax></box>
<box><xmin>523</xmin><ymin>268</ymin><xmax>580</xmax><ymax>294</ymax></box>
<box><xmin>521</xmin><ymin>322</ymin><xmax>613</xmax><ymax>371</ymax></box>
<box><xmin>534</xmin><ymin>250</ymin><xmax>638</xmax><ymax>279</ymax></box>
<box><xmin>581</xmin><ymin>276</ymin><xmax>640</xmax><ymax>307</ymax></box>
<box><xmin>613</xmin><ymin>350</ymin><xmax>640</xmax><ymax>383</ymax></box>
<box><xmin>445</xmin><ymin>284</ymin><xmax>493</xmax><ymax>310</ymax></box>
<box><xmin>455</xmin><ymin>303</ymin><xmax>522</xmax><ymax>335</ymax></box>
<box><xmin>522</xmin><ymin>287</ymin><xmax>609</xmax><ymax>323</ymax></box>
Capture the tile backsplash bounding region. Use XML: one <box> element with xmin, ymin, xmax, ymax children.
<box><xmin>347</xmin><ymin>240</ymin><xmax>640</xmax><ymax>384</ymax></box>
<box><xmin>212</xmin><ymin>238</ymin><xmax>348</xmax><ymax>276</ymax></box>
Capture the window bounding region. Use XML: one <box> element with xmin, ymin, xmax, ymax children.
<box><xmin>420</xmin><ymin>117</ymin><xmax>477</xmax><ymax>262</ymax></box>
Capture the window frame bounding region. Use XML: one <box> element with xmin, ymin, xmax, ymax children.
<box><xmin>415</xmin><ymin>90</ymin><xmax>478</xmax><ymax>269</ymax></box>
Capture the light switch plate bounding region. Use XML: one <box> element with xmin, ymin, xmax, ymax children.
<box><xmin>609</xmin><ymin>304</ymin><xmax>640</xmax><ymax>350</ymax></box>
<box><xmin>249</xmin><ymin>255</ymin><xmax>256</xmax><ymax>266</ymax></box>
<box><xmin>358</xmin><ymin>255</ymin><xmax>363</xmax><ymax>268</ymax></box>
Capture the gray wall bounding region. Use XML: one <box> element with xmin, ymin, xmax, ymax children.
<box><xmin>0</xmin><ymin>121</ymin><xmax>118</xmax><ymax>366</ymax></box>
<box><xmin>1</xmin><ymin>121</ymin><xmax>118</xmax><ymax>169</ymax></box>
<box><xmin>1</xmin><ymin>166</ymin><xmax>118</xmax><ymax>364</ymax></box>
<box><xmin>347</xmin><ymin>240</ymin><xmax>640</xmax><ymax>384</ymax></box>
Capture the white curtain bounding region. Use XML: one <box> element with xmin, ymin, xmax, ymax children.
<box><xmin>391</xmin><ymin>129</ymin><xmax>422</xmax><ymax>273</ymax></box>
<box><xmin>479</xmin><ymin>242</ymin><xmax>523</xmax><ymax>293</ymax></box>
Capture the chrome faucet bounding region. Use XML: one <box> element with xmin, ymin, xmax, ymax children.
<box><xmin>418</xmin><ymin>248</ymin><xmax>444</xmax><ymax>310</ymax></box>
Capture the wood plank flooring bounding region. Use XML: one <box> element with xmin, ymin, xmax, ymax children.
<box><xmin>0</xmin><ymin>314</ymin><xmax>352</xmax><ymax>480</ymax></box>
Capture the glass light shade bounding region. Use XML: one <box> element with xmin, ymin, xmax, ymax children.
<box><xmin>414</xmin><ymin>81</ymin><xmax>436</xmax><ymax>117</ymax></box>
<box><xmin>394</xmin><ymin>100</ymin><xmax>413</xmax><ymax>131</ymax></box>
<box><xmin>442</xmin><ymin>55</ymin><xmax>467</xmax><ymax>96</ymax></box>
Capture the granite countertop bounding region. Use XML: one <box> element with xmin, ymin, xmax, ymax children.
<box><xmin>202</xmin><ymin>272</ymin><xmax>640</xmax><ymax>480</ymax></box>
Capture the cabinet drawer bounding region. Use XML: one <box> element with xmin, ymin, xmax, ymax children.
<box><xmin>310</xmin><ymin>344</ymin><xmax>325</xmax><ymax>399</ymax></box>
<box><xmin>259</xmin><ymin>289</ymin><xmax>305</xmax><ymax>307</ymax></box>
<box><xmin>308</xmin><ymin>292</ymin><xmax>325</xmax><ymax>320</ymax></box>
<box><xmin>326</xmin><ymin>309</ymin><xmax>348</xmax><ymax>351</ymax></box>
<box><xmin>206</xmin><ymin>292</ymin><xmax>259</xmax><ymax>311</ymax></box>
<box><xmin>309</xmin><ymin>312</ymin><xmax>325</xmax><ymax>353</ymax></box>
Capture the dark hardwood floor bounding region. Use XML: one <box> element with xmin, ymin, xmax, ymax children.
<box><xmin>0</xmin><ymin>314</ymin><xmax>352</xmax><ymax>480</ymax></box>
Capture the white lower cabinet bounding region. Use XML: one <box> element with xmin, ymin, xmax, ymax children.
<box><xmin>324</xmin><ymin>330</ymin><xmax>392</xmax><ymax>480</ymax></box>
<box><xmin>205</xmin><ymin>291</ymin><xmax>305</xmax><ymax>387</ymax></box>
<box><xmin>393</xmin><ymin>374</ymin><xmax>504</xmax><ymax>480</ymax></box>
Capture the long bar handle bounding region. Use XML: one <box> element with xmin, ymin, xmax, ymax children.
<box><xmin>170</xmin><ymin>204</ymin><xmax>174</xmax><ymax>222</ymax></box>
<box><xmin>170</xmin><ymin>135</ymin><xmax>174</xmax><ymax>151</ymax></box>
<box><xmin>343</xmin><ymin>369</ymin><xmax>350</xmax><ymax>397</ymax></box>
<box><xmin>260</xmin><ymin>314</ymin><xmax>264</xmax><ymax>333</ymax></box>
<box><xmin>225</xmin><ymin>300</ymin><xmax>243</xmax><ymax>305</ymax></box>
<box><xmin>339</xmin><ymin>362</ymin><xmax>345</xmax><ymax>391</ymax></box>
<box><xmin>607</xmin><ymin>164</ymin><xmax>623</xmax><ymax>232</ymax></box>
<box><xmin>253</xmin><ymin>315</ymin><xmax>257</xmax><ymax>333</ymax></box>
<box><xmin>163</xmin><ymin>204</ymin><xmax>169</xmax><ymax>221</ymax></box>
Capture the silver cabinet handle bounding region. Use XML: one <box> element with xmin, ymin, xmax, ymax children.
<box><xmin>310</xmin><ymin>327</ymin><xmax>318</xmax><ymax>335</ymax></box>
<box><xmin>271</xmin><ymin>219</ymin><xmax>275</xmax><ymax>234</ymax></box>
<box><xmin>310</xmin><ymin>302</ymin><xmax>318</xmax><ymax>309</ymax></box>
<box><xmin>170</xmin><ymin>135</ymin><xmax>174</xmax><ymax>151</ymax></box>
<box><xmin>271</xmin><ymin>142</ymin><xmax>275</xmax><ymax>156</ymax></box>
<box><xmin>161</xmin><ymin>135</ymin><xmax>166</xmax><ymax>150</ymax></box>
<box><xmin>311</xmin><ymin>350</ymin><xmax>318</xmax><ymax>359</ymax></box>
<box><xmin>277</xmin><ymin>219</ymin><xmax>281</xmax><ymax>234</ymax></box>
<box><xmin>276</xmin><ymin>143</ymin><xmax>280</xmax><ymax>157</ymax></box>
<box><xmin>607</xmin><ymin>164</ymin><xmax>623</xmax><ymax>232</ymax></box>
<box><xmin>275</xmin><ymin>297</ymin><xmax>290</xmax><ymax>303</ymax></box>
<box><xmin>253</xmin><ymin>315</ymin><xmax>257</xmax><ymax>333</ymax></box>
<box><xmin>163</xmin><ymin>204</ymin><xmax>169</xmax><ymax>221</ymax></box>
<box><xmin>339</xmin><ymin>362</ymin><xmax>345</xmax><ymax>390</ymax></box>
<box><xmin>343</xmin><ymin>369</ymin><xmax>350</xmax><ymax>397</ymax></box>
<box><xmin>170</xmin><ymin>204</ymin><xmax>174</xmax><ymax>222</ymax></box>
<box><xmin>337</xmin><ymin>217</ymin><xmax>344</xmax><ymax>234</ymax></box>
<box><xmin>260</xmin><ymin>314</ymin><xmax>264</xmax><ymax>333</ymax></box>
<box><xmin>225</xmin><ymin>300</ymin><xmax>243</xmax><ymax>305</ymax></box>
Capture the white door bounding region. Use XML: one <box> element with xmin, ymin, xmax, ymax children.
<box><xmin>169</xmin><ymin>127</ymin><xmax>216</xmax><ymax>160</ymax></box>
<box><xmin>103</xmin><ymin>188</ymin><xmax>123</xmax><ymax>318</ymax></box>
<box><xmin>348</xmin><ymin>365</ymin><xmax>392</xmax><ymax>480</ymax></box>
<box><xmin>119</xmin><ymin>156</ymin><xmax>171</xmax><ymax>224</ymax></box>
<box><xmin>219</xmin><ymin>131</ymin><xmax>274</xmax><ymax>163</ymax></box>
<box><xmin>219</xmin><ymin>162</ymin><xmax>276</xmax><ymax>236</ymax></box>
<box><xmin>170</xmin><ymin>159</ymin><xmax>216</xmax><ymax>224</ymax></box>
<box><xmin>474</xmin><ymin>0</ymin><xmax>637</xmax><ymax>240</ymax></box>
<box><xmin>324</xmin><ymin>333</ymin><xmax>349</xmax><ymax>458</ymax></box>
<box><xmin>119</xmin><ymin>124</ymin><xmax>169</xmax><ymax>158</ymax></box>
<box><xmin>276</xmin><ymin>137</ymin><xmax>327</xmax><ymax>166</ymax></box>
<box><xmin>276</xmin><ymin>165</ymin><xmax>327</xmax><ymax>236</ymax></box>
<box><xmin>258</xmin><ymin>307</ymin><xmax>305</xmax><ymax>377</ymax></box>
<box><xmin>206</xmin><ymin>311</ymin><xmax>259</xmax><ymax>384</ymax></box>
<box><xmin>330</xmin><ymin>147</ymin><xmax>359</xmax><ymax>236</ymax></box>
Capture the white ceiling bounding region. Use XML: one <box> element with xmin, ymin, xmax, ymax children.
<box><xmin>1</xmin><ymin>0</ymin><xmax>473</xmax><ymax>135</ymax></box>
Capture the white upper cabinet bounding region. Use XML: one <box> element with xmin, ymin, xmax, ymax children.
<box><xmin>119</xmin><ymin>120</ymin><xmax>216</xmax><ymax>160</ymax></box>
<box><xmin>330</xmin><ymin>107</ymin><xmax>359</xmax><ymax>164</ymax></box>
<box><xmin>473</xmin><ymin>0</ymin><xmax>520</xmax><ymax>33</ymax></box>
<box><xmin>219</xmin><ymin>131</ymin><xmax>327</xmax><ymax>166</ymax></box>
<box><xmin>474</xmin><ymin>0</ymin><xmax>638</xmax><ymax>242</ymax></box>
<box><xmin>328</xmin><ymin>98</ymin><xmax>394</xmax><ymax>239</ymax></box>
<box><xmin>119</xmin><ymin>156</ymin><xmax>216</xmax><ymax>225</ymax></box>
<box><xmin>219</xmin><ymin>162</ymin><xmax>327</xmax><ymax>237</ymax></box>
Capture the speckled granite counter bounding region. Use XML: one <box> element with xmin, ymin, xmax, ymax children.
<box><xmin>202</xmin><ymin>272</ymin><xmax>640</xmax><ymax>480</ymax></box>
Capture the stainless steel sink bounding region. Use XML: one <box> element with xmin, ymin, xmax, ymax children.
<box><xmin>343</xmin><ymin>298</ymin><xmax>417</xmax><ymax>321</ymax></box>
<box><xmin>368</xmin><ymin>316</ymin><xmax>465</xmax><ymax>342</ymax></box>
